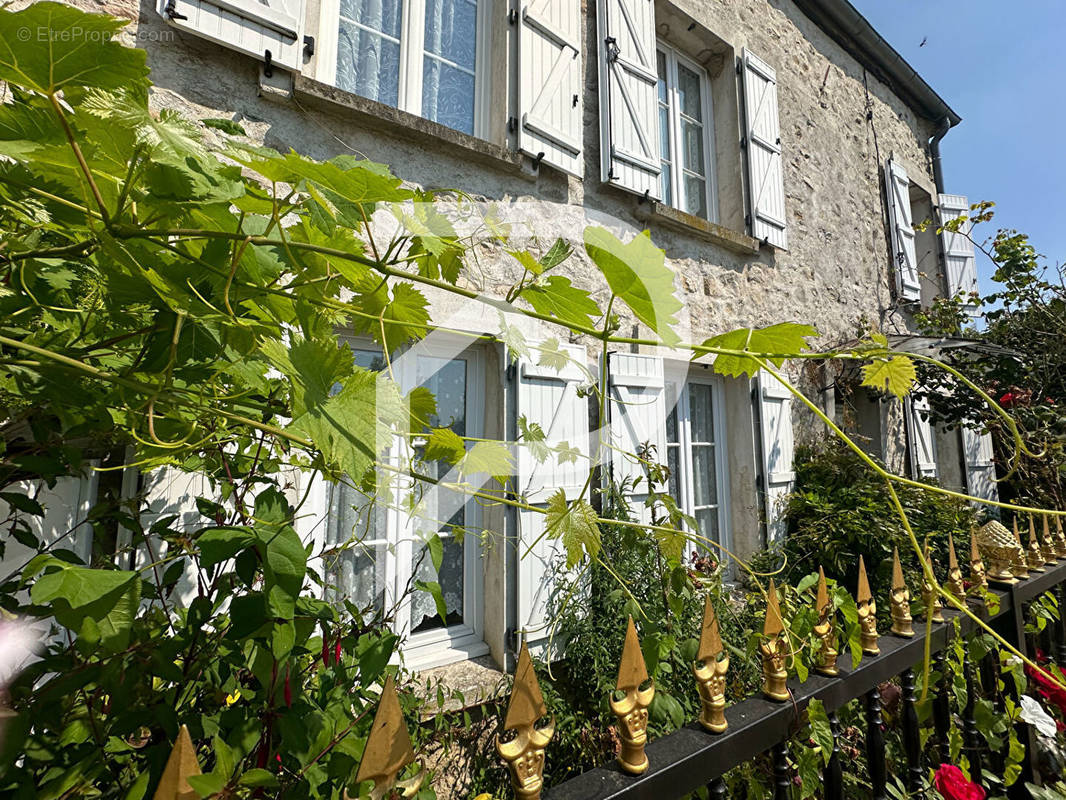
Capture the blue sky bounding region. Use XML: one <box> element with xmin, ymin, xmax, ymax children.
<box><xmin>851</xmin><ymin>0</ymin><xmax>1066</xmax><ymax>291</ymax></box>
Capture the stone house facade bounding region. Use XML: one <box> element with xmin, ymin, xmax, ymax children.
<box><xmin>19</xmin><ymin>0</ymin><xmax>998</xmax><ymax>676</ymax></box>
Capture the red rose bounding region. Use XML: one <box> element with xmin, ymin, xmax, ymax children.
<box><xmin>1026</xmin><ymin>663</ymin><xmax>1066</xmax><ymax>717</ymax></box>
<box><xmin>999</xmin><ymin>391</ymin><xmax>1016</xmax><ymax>408</ymax></box>
<box><xmin>934</xmin><ymin>764</ymin><xmax>985</xmax><ymax>800</ymax></box>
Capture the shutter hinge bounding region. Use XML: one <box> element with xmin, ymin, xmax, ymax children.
<box><xmin>508</xmin><ymin>7</ymin><xmax>518</xmax><ymax>24</ymax></box>
<box><xmin>164</xmin><ymin>0</ymin><xmax>188</xmax><ymax>20</ymax></box>
<box><xmin>605</xmin><ymin>37</ymin><xmax>620</xmax><ymax>63</ymax></box>
<box><xmin>740</xmin><ymin>136</ymin><xmax>747</xmax><ymax>149</ymax></box>
<box><xmin>508</xmin><ymin>116</ymin><xmax>518</xmax><ymax>133</ymax></box>
<box><xmin>573</xmin><ymin>93</ymin><xmax>579</xmax><ymax>107</ymax></box>
<box><xmin>303</xmin><ymin>35</ymin><xmax>315</xmax><ymax>57</ymax></box>
<box><xmin>532</xmin><ymin>152</ymin><xmax>545</xmax><ymax>169</ymax></box>
<box><xmin>506</xmin><ymin>360</ymin><xmax>517</xmax><ymax>382</ymax></box>
<box><xmin>745</xmin><ymin>213</ymin><xmax>752</xmax><ymax>228</ymax></box>
<box><xmin>263</xmin><ymin>50</ymin><xmax>273</xmax><ymax>78</ymax></box>
<box><xmin>736</xmin><ymin>60</ymin><xmax>742</xmax><ymax>75</ymax></box>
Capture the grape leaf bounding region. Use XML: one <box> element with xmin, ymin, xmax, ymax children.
<box><xmin>520</xmin><ymin>275</ymin><xmax>601</xmax><ymax>330</ymax></box>
<box><xmin>700</xmin><ymin>322</ymin><xmax>819</xmax><ymax>378</ymax></box>
<box><xmin>545</xmin><ymin>489</ymin><xmax>600</xmax><ymax>569</ymax></box>
<box><xmin>861</xmin><ymin>355</ymin><xmax>916</xmax><ymax>398</ymax></box>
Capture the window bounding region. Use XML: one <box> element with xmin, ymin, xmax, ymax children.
<box><xmin>320</xmin><ymin>0</ymin><xmax>488</xmax><ymax>136</ymax></box>
<box><xmin>656</xmin><ymin>43</ymin><xmax>717</xmax><ymax>221</ymax></box>
<box><xmin>664</xmin><ymin>369</ymin><xmax>727</xmax><ymax>553</ymax></box>
<box><xmin>323</xmin><ymin>340</ymin><xmax>486</xmax><ymax>667</ymax></box>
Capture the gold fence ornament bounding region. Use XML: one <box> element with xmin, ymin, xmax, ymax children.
<box><xmin>1056</xmin><ymin>516</ymin><xmax>1066</xmax><ymax>558</ymax></box>
<box><xmin>1010</xmin><ymin>518</ymin><xmax>1030</xmax><ymax>580</ymax></box>
<box><xmin>813</xmin><ymin>567</ymin><xmax>839</xmax><ymax>676</ymax></box>
<box><xmin>693</xmin><ymin>595</ymin><xmax>729</xmax><ymax>733</ymax></box>
<box><xmin>610</xmin><ymin>616</ymin><xmax>654</xmax><ymax>775</ymax></box>
<box><xmin>944</xmin><ymin>535</ymin><xmax>966</xmax><ymax>600</ymax></box>
<box><xmin>969</xmin><ymin>531</ymin><xmax>988</xmax><ymax>592</ymax></box>
<box><xmin>1042</xmin><ymin>515</ymin><xmax>1060</xmax><ymax>563</ymax></box>
<box><xmin>857</xmin><ymin>555</ymin><xmax>879</xmax><ymax>656</ymax></box>
<box><xmin>761</xmin><ymin>579</ymin><xmax>790</xmax><ymax>702</ymax></box>
<box><xmin>351</xmin><ymin>674</ymin><xmax>424</xmax><ymax>800</ymax></box>
<box><xmin>977</xmin><ymin>520</ymin><xmax>1019</xmax><ymax>585</ymax></box>
<box><xmin>921</xmin><ymin>540</ymin><xmax>945</xmax><ymax>623</ymax></box>
<box><xmin>153</xmin><ymin>725</ymin><xmax>200</xmax><ymax>800</ymax></box>
<box><xmin>1027</xmin><ymin>516</ymin><xmax>1047</xmax><ymax>572</ymax></box>
<box><xmin>496</xmin><ymin>643</ymin><xmax>554</xmax><ymax>800</ymax></box>
<box><xmin>889</xmin><ymin>548</ymin><xmax>914</xmax><ymax>638</ymax></box>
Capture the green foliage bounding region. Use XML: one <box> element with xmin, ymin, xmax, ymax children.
<box><xmin>700</xmin><ymin>322</ymin><xmax>819</xmax><ymax>378</ymax></box>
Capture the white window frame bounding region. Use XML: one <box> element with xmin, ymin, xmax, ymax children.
<box><xmin>314</xmin><ymin>0</ymin><xmax>493</xmax><ymax>139</ymax></box>
<box><xmin>663</xmin><ymin>363</ymin><xmax>730</xmax><ymax>560</ymax></box>
<box><xmin>326</xmin><ymin>336</ymin><xmax>488</xmax><ymax>669</ymax></box>
<box><xmin>656</xmin><ymin>42</ymin><xmax>719</xmax><ymax>223</ymax></box>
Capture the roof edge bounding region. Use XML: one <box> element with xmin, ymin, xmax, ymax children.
<box><xmin>791</xmin><ymin>0</ymin><xmax>962</xmax><ymax>128</ymax></box>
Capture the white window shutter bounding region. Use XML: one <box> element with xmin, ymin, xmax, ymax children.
<box><xmin>597</xmin><ymin>0</ymin><xmax>661</xmax><ymax>197</ymax></box>
<box><xmin>757</xmin><ymin>371</ymin><xmax>795</xmax><ymax>545</ymax></box>
<box><xmin>160</xmin><ymin>0</ymin><xmax>305</xmax><ymax>71</ymax></box>
<box><xmin>741</xmin><ymin>50</ymin><xmax>786</xmax><ymax>249</ymax></box>
<box><xmin>938</xmin><ymin>193</ymin><xmax>979</xmax><ymax>312</ymax></box>
<box><xmin>517</xmin><ymin>0</ymin><xmax>583</xmax><ymax>176</ymax></box>
<box><xmin>907</xmin><ymin>396</ymin><xmax>938</xmax><ymax>479</ymax></box>
<box><xmin>886</xmin><ymin>158</ymin><xmax>920</xmax><ymax>301</ymax></box>
<box><xmin>515</xmin><ymin>343</ymin><xmax>590</xmax><ymax>647</ymax></box>
<box><xmin>963</xmin><ymin>428</ymin><xmax>999</xmax><ymax>506</ymax></box>
<box><xmin>606</xmin><ymin>352</ymin><xmax>667</xmax><ymax>525</ymax></box>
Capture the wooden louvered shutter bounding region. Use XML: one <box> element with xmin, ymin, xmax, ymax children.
<box><xmin>606</xmin><ymin>352</ymin><xmax>667</xmax><ymax>525</ymax></box>
<box><xmin>939</xmin><ymin>193</ymin><xmax>979</xmax><ymax>314</ymax></box>
<box><xmin>515</xmin><ymin>343</ymin><xmax>590</xmax><ymax>647</ymax></box>
<box><xmin>963</xmin><ymin>428</ymin><xmax>999</xmax><ymax>505</ymax></box>
<box><xmin>907</xmin><ymin>396</ymin><xmax>938</xmax><ymax>479</ymax></box>
<box><xmin>886</xmin><ymin>158</ymin><xmax>920</xmax><ymax>301</ymax></box>
<box><xmin>516</xmin><ymin>0</ymin><xmax>583</xmax><ymax>176</ymax></box>
<box><xmin>758</xmin><ymin>371</ymin><xmax>795</xmax><ymax>544</ymax></box>
<box><xmin>597</xmin><ymin>0</ymin><xmax>661</xmax><ymax>197</ymax></box>
<box><xmin>159</xmin><ymin>0</ymin><xmax>305</xmax><ymax>71</ymax></box>
<box><xmin>741</xmin><ymin>50</ymin><xmax>786</xmax><ymax>249</ymax></box>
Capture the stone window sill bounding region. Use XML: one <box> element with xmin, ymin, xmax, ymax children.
<box><xmin>291</xmin><ymin>75</ymin><xmax>533</xmax><ymax>179</ymax></box>
<box><xmin>635</xmin><ymin>200</ymin><xmax>761</xmax><ymax>256</ymax></box>
<box><xmin>413</xmin><ymin>654</ymin><xmax>508</xmax><ymax>718</ymax></box>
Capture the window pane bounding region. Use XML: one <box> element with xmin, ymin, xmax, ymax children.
<box><xmin>411</xmin><ymin>536</ymin><xmax>465</xmax><ymax>632</ymax></box>
<box><xmin>324</xmin><ymin>532</ymin><xmax>387</xmax><ymax>611</ymax></box>
<box><xmin>695</xmin><ymin>507</ymin><xmax>720</xmax><ymax>547</ymax></box>
<box><xmin>336</xmin><ymin>21</ymin><xmax>400</xmax><ymax>107</ymax></box>
<box><xmin>667</xmin><ymin>444</ymin><xmax>680</xmax><ymax>502</ymax></box>
<box><xmin>657</xmin><ymin>50</ymin><xmax>668</xmax><ymax>103</ymax></box>
<box><xmin>691</xmin><ymin>445</ymin><xmax>717</xmax><ymax>506</ymax></box>
<box><xmin>682</xmin><ymin>119</ymin><xmax>705</xmax><ymax>176</ymax></box>
<box><xmin>417</xmin><ymin>357</ymin><xmax>467</xmax><ymax>434</ymax></box>
<box><xmin>661</xmin><ymin>162</ymin><xmax>673</xmax><ymax>206</ymax></box>
<box><xmin>424</xmin><ymin>0</ymin><xmax>477</xmax><ymax>70</ymax></box>
<box><xmin>665</xmin><ymin>382</ymin><xmax>679</xmax><ymax>444</ymax></box>
<box><xmin>683</xmin><ymin>173</ymin><xmax>707</xmax><ymax>219</ymax></box>
<box><xmin>677</xmin><ymin>64</ymin><xmax>702</xmax><ymax>121</ymax></box>
<box><xmin>689</xmin><ymin>384</ymin><xmax>715</xmax><ymax>442</ymax></box>
<box><xmin>422</xmin><ymin>58</ymin><xmax>475</xmax><ymax>135</ymax></box>
<box><xmin>340</xmin><ymin>0</ymin><xmax>402</xmax><ymax>37</ymax></box>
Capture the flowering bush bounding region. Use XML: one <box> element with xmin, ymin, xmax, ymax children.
<box><xmin>933</xmin><ymin>764</ymin><xmax>986</xmax><ymax>800</ymax></box>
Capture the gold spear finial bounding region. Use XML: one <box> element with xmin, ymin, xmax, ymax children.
<box><xmin>693</xmin><ymin>596</ymin><xmax>729</xmax><ymax>733</ymax></box>
<box><xmin>352</xmin><ymin>675</ymin><xmax>423</xmax><ymax>800</ymax></box>
<box><xmin>1056</xmin><ymin>515</ymin><xmax>1066</xmax><ymax>558</ymax></box>
<box><xmin>970</xmin><ymin>530</ymin><xmax>988</xmax><ymax>592</ymax></box>
<box><xmin>1041</xmin><ymin>514</ymin><xmax>1060</xmax><ymax>563</ymax></box>
<box><xmin>610</xmin><ymin>616</ymin><xmax>654</xmax><ymax>775</ymax></box>
<box><xmin>761</xmin><ymin>580</ymin><xmax>789</xmax><ymax>701</ymax></box>
<box><xmin>496</xmin><ymin>643</ymin><xmax>554</xmax><ymax>800</ymax></box>
<box><xmin>1011</xmin><ymin>518</ymin><xmax>1030</xmax><ymax>580</ymax></box>
<box><xmin>153</xmin><ymin>725</ymin><xmax>200</xmax><ymax>800</ymax></box>
<box><xmin>921</xmin><ymin>539</ymin><xmax>945</xmax><ymax>623</ymax></box>
<box><xmin>945</xmin><ymin>534</ymin><xmax>966</xmax><ymax>598</ymax></box>
<box><xmin>813</xmin><ymin>567</ymin><xmax>839</xmax><ymax>676</ymax></box>
<box><xmin>890</xmin><ymin>548</ymin><xmax>914</xmax><ymax>638</ymax></box>
<box><xmin>856</xmin><ymin>555</ymin><xmax>879</xmax><ymax>655</ymax></box>
<box><xmin>1027</xmin><ymin>516</ymin><xmax>1047</xmax><ymax>572</ymax></box>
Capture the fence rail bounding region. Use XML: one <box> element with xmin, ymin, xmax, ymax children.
<box><xmin>543</xmin><ymin>557</ymin><xmax>1066</xmax><ymax>800</ymax></box>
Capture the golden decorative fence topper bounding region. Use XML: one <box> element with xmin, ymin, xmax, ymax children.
<box><xmin>1010</xmin><ymin>518</ymin><xmax>1030</xmax><ymax>580</ymax></box>
<box><xmin>693</xmin><ymin>595</ymin><xmax>729</xmax><ymax>733</ymax></box>
<box><xmin>813</xmin><ymin>567</ymin><xmax>839</xmax><ymax>676</ymax></box>
<box><xmin>496</xmin><ymin>643</ymin><xmax>554</xmax><ymax>800</ymax></box>
<box><xmin>1026</xmin><ymin>516</ymin><xmax>1047</xmax><ymax>573</ymax></box>
<box><xmin>889</xmin><ymin>548</ymin><xmax>914</xmax><ymax>638</ymax></box>
<box><xmin>976</xmin><ymin>519</ymin><xmax>1019</xmax><ymax>586</ymax></box>
<box><xmin>611</xmin><ymin>616</ymin><xmax>655</xmax><ymax>775</ymax></box>
<box><xmin>856</xmin><ymin>555</ymin><xmax>879</xmax><ymax>656</ymax></box>
<box><xmin>921</xmin><ymin>540</ymin><xmax>945</xmax><ymax>623</ymax></box>
<box><xmin>153</xmin><ymin>725</ymin><xmax>200</xmax><ymax>800</ymax></box>
<box><xmin>969</xmin><ymin>531</ymin><xmax>988</xmax><ymax>592</ymax></box>
<box><xmin>352</xmin><ymin>675</ymin><xmax>424</xmax><ymax>800</ymax></box>
<box><xmin>944</xmin><ymin>535</ymin><xmax>966</xmax><ymax>600</ymax></box>
<box><xmin>1041</xmin><ymin>515</ymin><xmax>1060</xmax><ymax>563</ymax></box>
<box><xmin>761</xmin><ymin>579</ymin><xmax>790</xmax><ymax>702</ymax></box>
<box><xmin>1056</xmin><ymin>516</ymin><xmax>1066</xmax><ymax>559</ymax></box>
